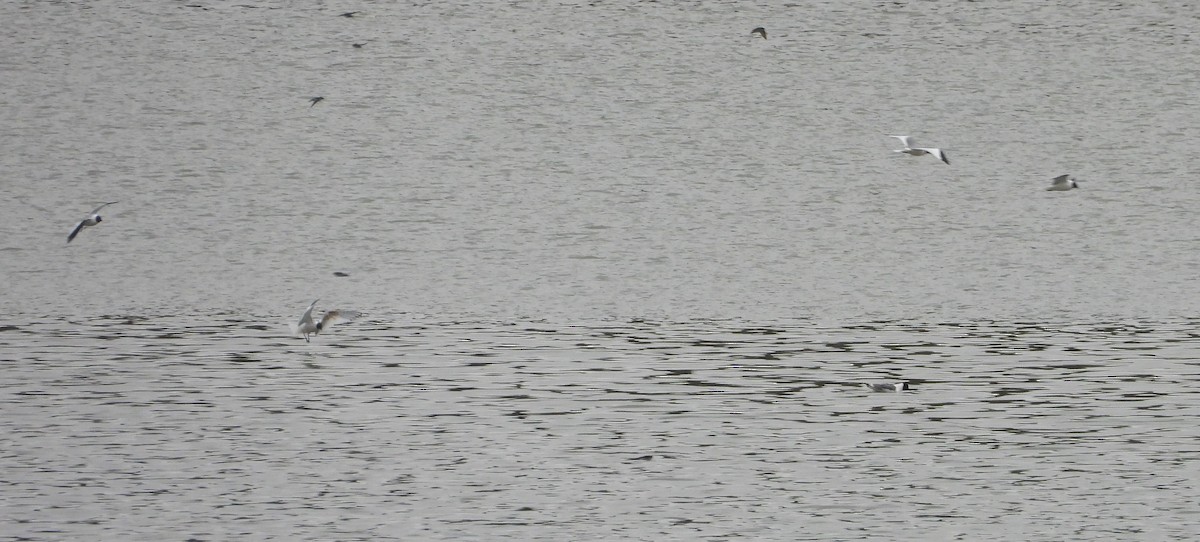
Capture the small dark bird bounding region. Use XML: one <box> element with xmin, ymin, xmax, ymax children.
<box><xmin>333</xmin><ymin>271</ymin><xmax>350</xmax><ymax>277</ymax></box>
<box><xmin>352</xmin><ymin>42</ymin><xmax>366</xmax><ymax>49</ymax></box>
<box><xmin>309</xmin><ymin>96</ymin><xmax>324</xmax><ymax>108</ymax></box>
<box><xmin>751</xmin><ymin>27</ymin><xmax>767</xmax><ymax>39</ymax></box>
<box><xmin>340</xmin><ymin>11</ymin><xmax>360</xmax><ymax>18</ymax></box>
<box><xmin>67</xmin><ymin>202</ymin><xmax>119</xmax><ymax>243</ymax></box>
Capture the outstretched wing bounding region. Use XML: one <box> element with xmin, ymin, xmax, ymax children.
<box><xmin>298</xmin><ymin>299</ymin><xmax>320</xmax><ymax>328</ymax></box>
<box><xmin>924</xmin><ymin>148</ymin><xmax>949</xmax><ymax>165</ymax></box>
<box><xmin>888</xmin><ymin>135</ymin><xmax>913</xmax><ymax>148</ymax></box>
<box><xmin>89</xmin><ymin>201</ymin><xmax>118</xmax><ymax>215</ymax></box>
<box><xmin>319</xmin><ymin>310</ymin><xmax>361</xmax><ymax>331</ymax></box>
<box><xmin>67</xmin><ymin>220</ymin><xmax>86</xmax><ymax>243</ymax></box>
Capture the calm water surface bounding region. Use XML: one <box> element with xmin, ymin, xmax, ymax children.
<box><xmin>3</xmin><ymin>0</ymin><xmax>1200</xmax><ymax>540</ymax></box>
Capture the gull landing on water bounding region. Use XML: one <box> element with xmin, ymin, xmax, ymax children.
<box><xmin>292</xmin><ymin>299</ymin><xmax>361</xmax><ymax>342</ymax></box>
<box><xmin>1047</xmin><ymin>174</ymin><xmax>1080</xmax><ymax>191</ymax></box>
<box><xmin>863</xmin><ymin>382</ymin><xmax>910</xmax><ymax>392</ymax></box>
<box><xmin>67</xmin><ymin>202</ymin><xmax>118</xmax><ymax>243</ymax></box>
<box><xmin>889</xmin><ymin>135</ymin><xmax>950</xmax><ymax>165</ymax></box>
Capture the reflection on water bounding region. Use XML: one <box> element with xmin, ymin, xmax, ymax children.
<box><xmin>3</xmin><ymin>316</ymin><xmax>1198</xmax><ymax>540</ymax></box>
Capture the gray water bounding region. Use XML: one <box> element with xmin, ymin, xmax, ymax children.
<box><xmin>3</xmin><ymin>0</ymin><xmax>1200</xmax><ymax>540</ymax></box>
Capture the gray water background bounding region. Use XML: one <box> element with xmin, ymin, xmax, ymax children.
<box><xmin>3</xmin><ymin>0</ymin><xmax>1200</xmax><ymax>540</ymax></box>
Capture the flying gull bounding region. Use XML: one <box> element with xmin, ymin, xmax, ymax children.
<box><xmin>67</xmin><ymin>202</ymin><xmax>118</xmax><ymax>243</ymax></box>
<box><xmin>863</xmin><ymin>382</ymin><xmax>910</xmax><ymax>392</ymax></box>
<box><xmin>889</xmin><ymin>135</ymin><xmax>950</xmax><ymax>165</ymax></box>
<box><xmin>292</xmin><ymin>299</ymin><xmax>361</xmax><ymax>342</ymax></box>
<box><xmin>1047</xmin><ymin>174</ymin><xmax>1079</xmax><ymax>191</ymax></box>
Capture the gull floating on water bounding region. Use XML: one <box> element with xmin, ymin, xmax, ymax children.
<box><xmin>863</xmin><ymin>382</ymin><xmax>910</xmax><ymax>392</ymax></box>
<box><xmin>67</xmin><ymin>202</ymin><xmax>118</xmax><ymax>243</ymax></box>
<box><xmin>889</xmin><ymin>135</ymin><xmax>950</xmax><ymax>165</ymax></box>
<box><xmin>292</xmin><ymin>299</ymin><xmax>361</xmax><ymax>342</ymax></box>
<box><xmin>751</xmin><ymin>27</ymin><xmax>767</xmax><ymax>39</ymax></box>
<box><xmin>1047</xmin><ymin>174</ymin><xmax>1079</xmax><ymax>191</ymax></box>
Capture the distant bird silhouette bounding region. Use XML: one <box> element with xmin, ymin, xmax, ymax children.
<box><xmin>292</xmin><ymin>299</ymin><xmax>361</xmax><ymax>342</ymax></box>
<box><xmin>67</xmin><ymin>202</ymin><xmax>118</xmax><ymax>243</ymax></box>
<box><xmin>889</xmin><ymin>135</ymin><xmax>950</xmax><ymax>165</ymax></box>
<box><xmin>351</xmin><ymin>42</ymin><xmax>366</xmax><ymax>49</ymax></box>
<box><xmin>333</xmin><ymin>271</ymin><xmax>350</xmax><ymax>277</ymax></box>
<box><xmin>340</xmin><ymin>11</ymin><xmax>360</xmax><ymax>18</ymax></box>
<box><xmin>863</xmin><ymin>382</ymin><xmax>910</xmax><ymax>392</ymax></box>
<box><xmin>751</xmin><ymin>27</ymin><xmax>767</xmax><ymax>39</ymax></box>
<box><xmin>1047</xmin><ymin>174</ymin><xmax>1080</xmax><ymax>191</ymax></box>
<box><xmin>309</xmin><ymin>96</ymin><xmax>324</xmax><ymax>108</ymax></box>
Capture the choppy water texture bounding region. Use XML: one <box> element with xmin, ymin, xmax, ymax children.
<box><xmin>3</xmin><ymin>0</ymin><xmax>1200</xmax><ymax>540</ymax></box>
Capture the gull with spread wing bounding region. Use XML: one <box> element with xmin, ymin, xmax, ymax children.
<box><xmin>292</xmin><ymin>299</ymin><xmax>361</xmax><ymax>342</ymax></box>
<box><xmin>889</xmin><ymin>135</ymin><xmax>950</xmax><ymax>165</ymax></box>
<box><xmin>67</xmin><ymin>202</ymin><xmax>119</xmax><ymax>243</ymax></box>
<box><xmin>1047</xmin><ymin>174</ymin><xmax>1079</xmax><ymax>191</ymax></box>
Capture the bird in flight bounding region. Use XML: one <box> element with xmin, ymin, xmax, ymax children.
<box><xmin>1047</xmin><ymin>174</ymin><xmax>1079</xmax><ymax>191</ymax></box>
<box><xmin>309</xmin><ymin>96</ymin><xmax>324</xmax><ymax>108</ymax></box>
<box><xmin>863</xmin><ymin>382</ymin><xmax>910</xmax><ymax>392</ymax></box>
<box><xmin>889</xmin><ymin>135</ymin><xmax>950</xmax><ymax>165</ymax></box>
<box><xmin>292</xmin><ymin>299</ymin><xmax>361</xmax><ymax>342</ymax></box>
<box><xmin>67</xmin><ymin>202</ymin><xmax>118</xmax><ymax>243</ymax></box>
<box><xmin>751</xmin><ymin>27</ymin><xmax>767</xmax><ymax>39</ymax></box>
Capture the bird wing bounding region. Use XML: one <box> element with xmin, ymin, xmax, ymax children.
<box><xmin>89</xmin><ymin>202</ymin><xmax>118</xmax><ymax>215</ymax></box>
<box><xmin>319</xmin><ymin>310</ymin><xmax>361</xmax><ymax>330</ymax></box>
<box><xmin>888</xmin><ymin>135</ymin><xmax>913</xmax><ymax>148</ymax></box>
<box><xmin>1051</xmin><ymin>174</ymin><xmax>1071</xmax><ymax>184</ymax></box>
<box><xmin>67</xmin><ymin>220</ymin><xmax>86</xmax><ymax>243</ymax></box>
<box><xmin>923</xmin><ymin>148</ymin><xmax>949</xmax><ymax>165</ymax></box>
<box><xmin>298</xmin><ymin>299</ymin><xmax>319</xmax><ymax>327</ymax></box>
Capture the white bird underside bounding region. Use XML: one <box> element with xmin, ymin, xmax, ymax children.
<box><xmin>293</xmin><ymin>299</ymin><xmax>361</xmax><ymax>341</ymax></box>
<box><xmin>889</xmin><ymin>135</ymin><xmax>949</xmax><ymax>165</ymax></box>
<box><xmin>67</xmin><ymin>201</ymin><xmax>118</xmax><ymax>243</ymax></box>
<box><xmin>863</xmin><ymin>382</ymin><xmax>909</xmax><ymax>392</ymax></box>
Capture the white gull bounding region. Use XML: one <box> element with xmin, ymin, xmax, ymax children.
<box><xmin>889</xmin><ymin>135</ymin><xmax>949</xmax><ymax>165</ymax></box>
<box><xmin>67</xmin><ymin>202</ymin><xmax>118</xmax><ymax>243</ymax></box>
<box><xmin>292</xmin><ymin>299</ymin><xmax>361</xmax><ymax>342</ymax></box>
<box><xmin>1047</xmin><ymin>174</ymin><xmax>1079</xmax><ymax>191</ymax></box>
